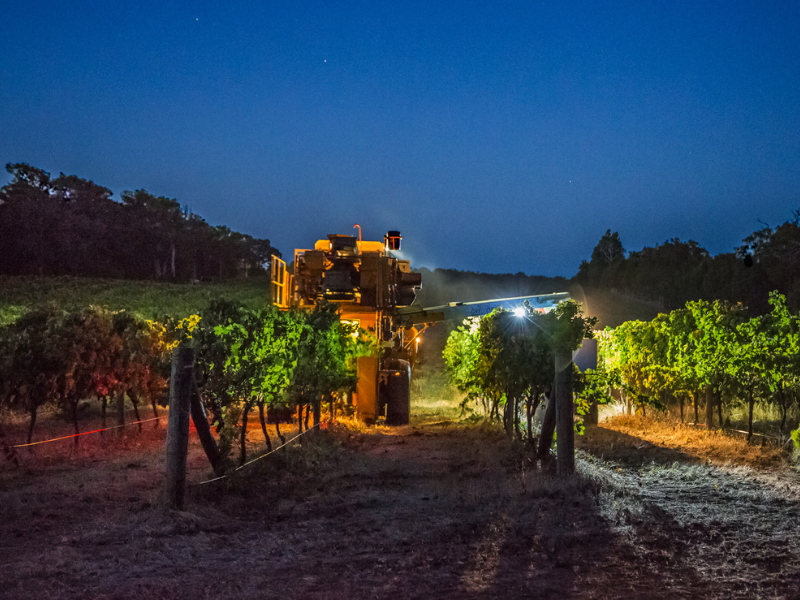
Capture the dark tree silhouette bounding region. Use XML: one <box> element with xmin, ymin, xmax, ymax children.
<box><xmin>0</xmin><ymin>163</ymin><xmax>280</xmax><ymax>280</ymax></box>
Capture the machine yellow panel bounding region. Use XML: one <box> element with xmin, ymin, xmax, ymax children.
<box><xmin>357</xmin><ymin>241</ymin><xmax>385</xmax><ymax>254</ymax></box>
<box><xmin>356</xmin><ymin>356</ymin><xmax>379</xmax><ymax>424</ymax></box>
<box><xmin>270</xmin><ymin>255</ymin><xmax>291</xmax><ymax>309</ymax></box>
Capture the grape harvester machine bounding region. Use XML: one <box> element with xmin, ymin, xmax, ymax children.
<box><xmin>271</xmin><ymin>228</ymin><xmax>568</xmax><ymax>425</ymax></box>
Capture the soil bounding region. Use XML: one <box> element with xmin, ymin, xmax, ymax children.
<box><xmin>2</xmin><ymin>412</ymin><xmax>800</xmax><ymax>599</ymax></box>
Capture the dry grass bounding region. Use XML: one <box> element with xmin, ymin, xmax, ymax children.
<box><xmin>4</xmin><ymin>406</ymin><xmax>800</xmax><ymax>599</ymax></box>
<box><xmin>1</xmin><ymin>413</ymin><xmax>169</xmax><ymax>477</ymax></box>
<box><xmin>589</xmin><ymin>414</ymin><xmax>789</xmax><ymax>468</ymax></box>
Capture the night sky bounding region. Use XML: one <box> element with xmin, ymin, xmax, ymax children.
<box><xmin>2</xmin><ymin>1</ymin><xmax>799</xmax><ymax>276</ymax></box>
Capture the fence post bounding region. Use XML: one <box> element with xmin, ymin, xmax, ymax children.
<box><xmin>165</xmin><ymin>346</ymin><xmax>194</xmax><ymax>509</ymax></box>
<box><xmin>554</xmin><ymin>345</ymin><xmax>575</xmax><ymax>476</ymax></box>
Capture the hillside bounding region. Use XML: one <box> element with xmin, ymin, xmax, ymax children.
<box><xmin>0</xmin><ymin>276</ymin><xmax>269</xmax><ymax>325</ymax></box>
<box><xmin>1</xmin><ymin>269</ymin><xmax>665</xmax><ymax>332</ymax></box>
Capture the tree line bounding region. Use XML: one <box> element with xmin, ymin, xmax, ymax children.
<box><xmin>0</xmin><ymin>163</ymin><xmax>279</xmax><ymax>280</ymax></box>
<box><xmin>0</xmin><ymin>300</ymin><xmax>369</xmax><ymax>468</ymax></box>
<box><xmin>597</xmin><ymin>291</ymin><xmax>800</xmax><ymax>440</ymax></box>
<box><xmin>575</xmin><ymin>217</ymin><xmax>800</xmax><ymax>315</ymax></box>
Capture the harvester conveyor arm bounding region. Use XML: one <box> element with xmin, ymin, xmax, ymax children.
<box><xmin>396</xmin><ymin>292</ymin><xmax>570</xmax><ymax>327</ymax></box>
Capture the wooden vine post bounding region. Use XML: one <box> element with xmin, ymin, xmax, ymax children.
<box><xmin>165</xmin><ymin>346</ymin><xmax>194</xmax><ymax>510</ymax></box>
<box><xmin>554</xmin><ymin>345</ymin><xmax>575</xmax><ymax>476</ymax></box>
<box><xmin>549</xmin><ymin>300</ymin><xmax>595</xmax><ymax>477</ymax></box>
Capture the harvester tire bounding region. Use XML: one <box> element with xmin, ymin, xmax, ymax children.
<box><xmin>383</xmin><ymin>359</ymin><xmax>411</xmax><ymax>426</ymax></box>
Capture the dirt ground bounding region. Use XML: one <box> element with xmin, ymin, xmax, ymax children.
<box><xmin>2</xmin><ymin>409</ymin><xmax>800</xmax><ymax>599</ymax></box>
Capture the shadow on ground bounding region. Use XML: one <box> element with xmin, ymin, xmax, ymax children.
<box><xmin>2</xmin><ymin>418</ymin><xmax>800</xmax><ymax>599</ymax></box>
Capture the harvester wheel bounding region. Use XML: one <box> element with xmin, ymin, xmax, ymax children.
<box><xmin>383</xmin><ymin>359</ymin><xmax>411</xmax><ymax>426</ymax></box>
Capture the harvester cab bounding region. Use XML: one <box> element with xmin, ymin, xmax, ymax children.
<box><xmin>271</xmin><ymin>228</ymin><xmax>569</xmax><ymax>425</ymax></box>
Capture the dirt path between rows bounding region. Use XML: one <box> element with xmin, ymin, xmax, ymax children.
<box><xmin>2</xmin><ymin>417</ymin><xmax>800</xmax><ymax>599</ymax></box>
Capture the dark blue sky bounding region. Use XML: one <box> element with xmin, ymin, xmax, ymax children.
<box><xmin>2</xmin><ymin>1</ymin><xmax>799</xmax><ymax>276</ymax></box>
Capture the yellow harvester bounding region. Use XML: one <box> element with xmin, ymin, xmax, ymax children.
<box><xmin>271</xmin><ymin>228</ymin><xmax>421</xmax><ymax>424</ymax></box>
<box><xmin>271</xmin><ymin>226</ymin><xmax>571</xmax><ymax>425</ymax></box>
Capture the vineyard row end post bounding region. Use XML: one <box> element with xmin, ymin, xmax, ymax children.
<box><xmin>554</xmin><ymin>345</ymin><xmax>575</xmax><ymax>476</ymax></box>
<box><xmin>165</xmin><ymin>346</ymin><xmax>193</xmax><ymax>510</ymax></box>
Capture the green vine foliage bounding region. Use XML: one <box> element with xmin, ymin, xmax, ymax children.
<box><xmin>598</xmin><ymin>290</ymin><xmax>800</xmax><ymax>440</ymax></box>
<box><xmin>188</xmin><ymin>301</ymin><xmax>370</xmax><ymax>462</ymax></box>
<box><xmin>442</xmin><ymin>317</ymin><xmax>482</xmax><ymax>409</ymax></box>
<box><xmin>444</xmin><ymin>300</ymin><xmax>597</xmax><ymax>437</ymax></box>
<box><xmin>0</xmin><ymin>298</ymin><xmax>367</xmax><ymax>456</ymax></box>
<box><xmin>0</xmin><ymin>305</ymin><xmax>172</xmax><ymax>443</ymax></box>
